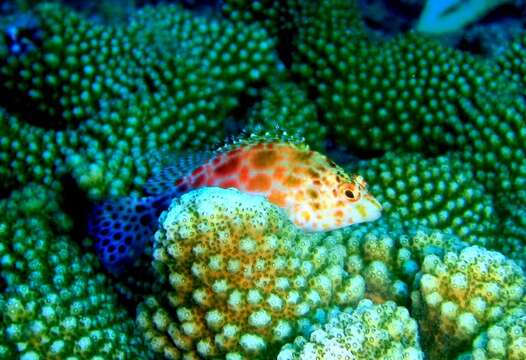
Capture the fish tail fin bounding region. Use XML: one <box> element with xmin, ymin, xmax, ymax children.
<box><xmin>87</xmin><ymin>195</ymin><xmax>163</xmax><ymax>276</ymax></box>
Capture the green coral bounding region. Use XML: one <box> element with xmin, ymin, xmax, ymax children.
<box><xmin>247</xmin><ymin>81</ymin><xmax>327</xmax><ymax>150</ymax></box>
<box><xmin>278</xmin><ymin>299</ymin><xmax>423</xmax><ymax>360</ymax></box>
<box><xmin>0</xmin><ymin>183</ymin><xmax>149</xmax><ymax>359</ymax></box>
<box><xmin>411</xmin><ymin>246</ymin><xmax>525</xmax><ymax>359</ymax></box>
<box><xmin>497</xmin><ymin>31</ymin><xmax>526</xmax><ymax>85</ymax></box>
<box><xmin>288</xmin><ymin>0</ymin><xmax>526</xmax><ymax>200</ymax></box>
<box><xmin>348</xmin><ymin>152</ymin><xmax>498</xmax><ymax>248</ymax></box>
<box><xmin>0</xmin><ymin>1</ymin><xmax>525</xmax><ymax>359</ymax></box>
<box><xmin>495</xmin><ymin>198</ymin><xmax>526</xmax><ymax>268</ymax></box>
<box><xmin>467</xmin><ymin>304</ymin><xmax>526</xmax><ymax>359</ymax></box>
<box><xmin>0</xmin><ymin>2</ymin><xmax>278</xmax><ymax>198</ymax></box>
<box><xmin>0</xmin><ymin>108</ymin><xmax>66</xmax><ymax>191</ymax></box>
<box><xmin>222</xmin><ymin>0</ymin><xmax>285</xmax><ymax>39</ymax></box>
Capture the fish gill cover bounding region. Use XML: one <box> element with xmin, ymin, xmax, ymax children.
<box><xmin>0</xmin><ymin>0</ymin><xmax>525</xmax><ymax>359</ymax></box>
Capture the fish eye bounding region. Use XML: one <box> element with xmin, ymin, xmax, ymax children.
<box><xmin>344</xmin><ymin>188</ymin><xmax>360</xmax><ymax>201</ymax></box>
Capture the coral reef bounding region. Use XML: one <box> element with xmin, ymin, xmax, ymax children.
<box><xmin>0</xmin><ymin>2</ymin><xmax>277</xmax><ymax>198</ymax></box>
<box><xmin>278</xmin><ymin>299</ymin><xmax>424</xmax><ymax>359</ymax></box>
<box><xmin>347</xmin><ymin>152</ymin><xmax>498</xmax><ymax>247</ymax></box>
<box><xmin>0</xmin><ymin>183</ymin><xmax>149</xmax><ymax>358</ymax></box>
<box><xmin>138</xmin><ymin>187</ymin><xmax>365</xmax><ymax>358</ymax></box>
<box><xmin>246</xmin><ymin>81</ymin><xmax>327</xmax><ymax>150</ymax></box>
<box><xmin>0</xmin><ymin>0</ymin><xmax>525</xmax><ymax>359</ymax></box>
<box><xmin>467</xmin><ymin>304</ymin><xmax>526</xmax><ymax>359</ymax></box>
<box><xmin>290</xmin><ymin>1</ymin><xmax>526</xmax><ymax>202</ymax></box>
<box><xmin>412</xmin><ymin>246</ymin><xmax>525</xmax><ymax>358</ymax></box>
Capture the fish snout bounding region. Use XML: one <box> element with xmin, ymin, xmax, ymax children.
<box><xmin>362</xmin><ymin>194</ymin><xmax>382</xmax><ymax>221</ymax></box>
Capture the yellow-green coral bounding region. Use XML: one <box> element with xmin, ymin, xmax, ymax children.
<box><xmin>0</xmin><ymin>183</ymin><xmax>149</xmax><ymax>359</ymax></box>
<box><xmin>411</xmin><ymin>246</ymin><xmax>525</xmax><ymax>359</ymax></box>
<box><xmin>138</xmin><ymin>187</ymin><xmax>365</xmax><ymax>359</ymax></box>
<box><xmin>468</xmin><ymin>304</ymin><xmax>526</xmax><ymax>359</ymax></box>
<box><xmin>0</xmin><ymin>1</ymin><xmax>525</xmax><ymax>359</ymax></box>
<box><xmin>137</xmin><ymin>186</ymin><xmax>503</xmax><ymax>359</ymax></box>
<box><xmin>497</xmin><ymin>31</ymin><xmax>526</xmax><ymax>86</ymax></box>
<box><xmin>278</xmin><ymin>299</ymin><xmax>423</xmax><ymax>360</ymax></box>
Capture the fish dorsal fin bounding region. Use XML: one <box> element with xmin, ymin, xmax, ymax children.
<box><xmin>145</xmin><ymin>128</ymin><xmax>308</xmax><ymax>195</ymax></box>
<box><xmin>144</xmin><ymin>150</ymin><xmax>214</xmax><ymax>196</ymax></box>
<box><xmin>217</xmin><ymin>126</ymin><xmax>309</xmax><ymax>153</ymax></box>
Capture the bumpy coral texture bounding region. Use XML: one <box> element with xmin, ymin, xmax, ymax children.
<box><xmin>138</xmin><ymin>185</ymin><xmax>524</xmax><ymax>360</ymax></box>
<box><xmin>468</xmin><ymin>304</ymin><xmax>526</xmax><ymax>359</ymax></box>
<box><xmin>0</xmin><ymin>2</ymin><xmax>277</xmax><ymax>198</ymax></box>
<box><xmin>0</xmin><ymin>184</ymin><xmax>149</xmax><ymax>359</ymax></box>
<box><xmin>348</xmin><ymin>152</ymin><xmax>498</xmax><ymax>247</ymax></box>
<box><xmin>138</xmin><ymin>187</ymin><xmax>365</xmax><ymax>359</ymax></box>
<box><xmin>412</xmin><ymin>246</ymin><xmax>525</xmax><ymax>359</ymax></box>
<box><xmin>0</xmin><ymin>0</ymin><xmax>525</xmax><ymax>359</ymax></box>
<box><xmin>288</xmin><ymin>0</ymin><xmax>526</xmax><ymax>201</ymax></box>
<box><xmin>247</xmin><ymin>81</ymin><xmax>327</xmax><ymax>150</ymax></box>
<box><xmin>278</xmin><ymin>299</ymin><xmax>423</xmax><ymax>360</ymax></box>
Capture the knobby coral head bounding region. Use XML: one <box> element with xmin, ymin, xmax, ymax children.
<box><xmin>139</xmin><ymin>186</ymin><xmax>372</xmax><ymax>358</ymax></box>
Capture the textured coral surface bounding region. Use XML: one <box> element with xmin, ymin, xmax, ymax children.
<box><xmin>0</xmin><ymin>0</ymin><xmax>525</xmax><ymax>359</ymax></box>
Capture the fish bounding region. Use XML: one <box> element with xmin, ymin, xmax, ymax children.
<box><xmin>87</xmin><ymin>134</ymin><xmax>382</xmax><ymax>275</ymax></box>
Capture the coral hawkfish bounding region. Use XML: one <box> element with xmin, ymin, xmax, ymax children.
<box><xmin>88</xmin><ymin>134</ymin><xmax>382</xmax><ymax>275</ymax></box>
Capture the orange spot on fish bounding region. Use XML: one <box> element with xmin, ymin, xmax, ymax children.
<box><xmin>306</xmin><ymin>168</ymin><xmax>320</xmax><ymax>179</ymax></box>
<box><xmin>294</xmin><ymin>150</ymin><xmax>314</xmax><ymax>161</ymax></box>
<box><xmin>268</xmin><ymin>191</ymin><xmax>287</xmax><ymax>207</ymax></box>
<box><xmin>284</xmin><ymin>175</ymin><xmax>302</xmax><ymax>188</ymax></box>
<box><xmin>307</xmin><ymin>189</ymin><xmax>318</xmax><ymax>199</ymax></box>
<box><xmin>356</xmin><ymin>204</ymin><xmax>367</xmax><ymax>218</ymax></box>
<box><xmin>251</xmin><ymin>150</ymin><xmax>279</xmax><ymax>169</ymax></box>
<box><xmin>334</xmin><ymin>210</ymin><xmax>344</xmax><ymax>218</ymax></box>
<box><xmin>239</xmin><ymin>166</ymin><xmax>249</xmax><ymax>183</ymax></box>
<box><xmin>273</xmin><ymin>166</ymin><xmax>287</xmax><ymax>181</ymax></box>
<box><xmin>295</xmin><ymin>191</ymin><xmax>305</xmax><ymax>202</ymax></box>
<box><xmin>247</xmin><ymin>173</ymin><xmax>272</xmax><ymax>192</ymax></box>
<box><xmin>302</xmin><ymin>211</ymin><xmax>311</xmax><ymax>222</ymax></box>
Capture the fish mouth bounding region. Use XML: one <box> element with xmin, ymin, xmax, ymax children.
<box><xmin>365</xmin><ymin>194</ymin><xmax>383</xmax><ymax>211</ymax></box>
